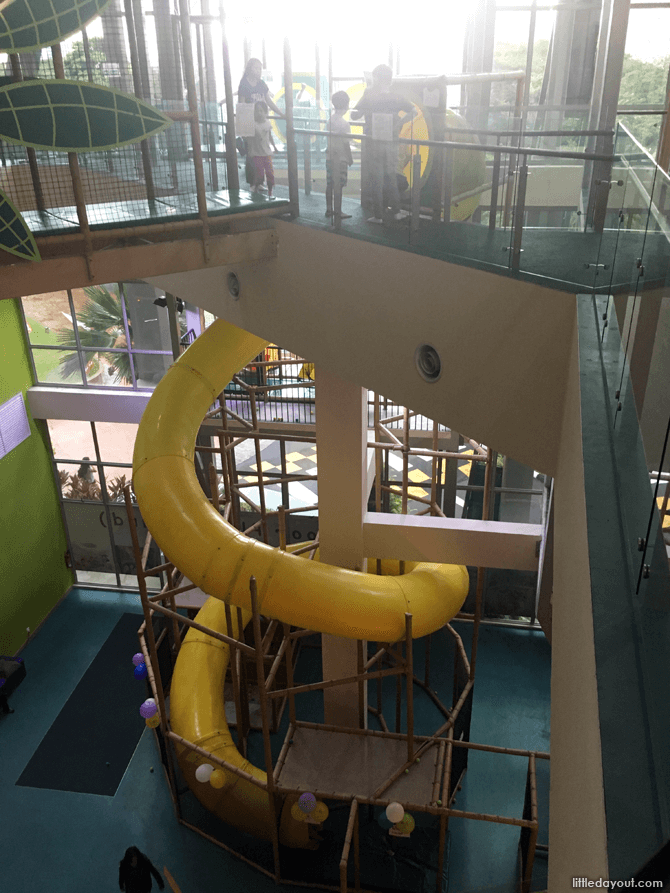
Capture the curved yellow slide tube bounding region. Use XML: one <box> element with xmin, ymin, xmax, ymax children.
<box><xmin>132</xmin><ymin>319</ymin><xmax>469</xmax><ymax>846</ymax></box>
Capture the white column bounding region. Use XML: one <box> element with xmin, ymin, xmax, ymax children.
<box><xmin>315</xmin><ymin>368</ymin><xmax>368</xmax><ymax>728</ymax></box>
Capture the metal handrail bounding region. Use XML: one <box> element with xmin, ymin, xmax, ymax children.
<box><xmin>292</xmin><ymin>127</ymin><xmax>618</xmax><ymax>163</ymax></box>
<box><xmin>617</xmin><ymin>120</ymin><xmax>670</xmax><ymax>189</ymax></box>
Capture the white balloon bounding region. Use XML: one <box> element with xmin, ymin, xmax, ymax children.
<box><xmin>195</xmin><ymin>763</ymin><xmax>215</xmax><ymax>783</ymax></box>
<box><xmin>386</xmin><ymin>802</ymin><xmax>405</xmax><ymax>824</ymax></box>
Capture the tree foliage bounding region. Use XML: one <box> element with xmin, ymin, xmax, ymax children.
<box><xmin>618</xmin><ymin>53</ymin><xmax>669</xmax><ymax>153</ymax></box>
<box><xmin>56</xmin><ymin>284</ymin><xmax>132</xmax><ymax>384</ymax></box>
<box><xmin>37</xmin><ymin>36</ymin><xmax>109</xmax><ymax>84</ymax></box>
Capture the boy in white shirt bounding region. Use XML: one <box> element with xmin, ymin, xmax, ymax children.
<box><xmin>325</xmin><ymin>91</ymin><xmax>353</xmax><ymax>221</ymax></box>
<box><xmin>248</xmin><ymin>101</ymin><xmax>276</xmax><ymax>197</ymax></box>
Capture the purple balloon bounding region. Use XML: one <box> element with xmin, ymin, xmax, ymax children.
<box><xmin>134</xmin><ymin>663</ymin><xmax>148</xmax><ymax>679</ymax></box>
<box><xmin>298</xmin><ymin>792</ymin><xmax>317</xmax><ymax>813</ymax></box>
<box><xmin>139</xmin><ymin>699</ymin><xmax>158</xmax><ymax>719</ymax></box>
<box><xmin>132</xmin><ymin>653</ymin><xmax>144</xmax><ymax>666</ymax></box>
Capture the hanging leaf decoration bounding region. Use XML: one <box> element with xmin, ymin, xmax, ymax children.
<box><xmin>0</xmin><ymin>188</ymin><xmax>41</xmax><ymax>261</ymax></box>
<box><xmin>0</xmin><ymin>80</ymin><xmax>172</xmax><ymax>151</ymax></box>
<box><xmin>0</xmin><ymin>0</ymin><xmax>113</xmax><ymax>54</ymax></box>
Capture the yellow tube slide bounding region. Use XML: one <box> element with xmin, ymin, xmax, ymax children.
<box><xmin>132</xmin><ymin>319</ymin><xmax>469</xmax><ymax>846</ymax></box>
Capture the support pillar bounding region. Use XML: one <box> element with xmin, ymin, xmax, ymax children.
<box><xmin>315</xmin><ymin>368</ymin><xmax>368</xmax><ymax>729</ymax></box>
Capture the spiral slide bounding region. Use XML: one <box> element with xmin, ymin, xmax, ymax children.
<box><xmin>132</xmin><ymin>319</ymin><xmax>469</xmax><ymax>847</ymax></box>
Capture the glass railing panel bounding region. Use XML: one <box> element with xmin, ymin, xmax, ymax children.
<box><xmin>515</xmin><ymin>143</ymin><xmax>598</xmax><ymax>291</ymax></box>
<box><xmin>406</xmin><ymin>137</ymin><xmax>516</xmax><ymax>274</ymax></box>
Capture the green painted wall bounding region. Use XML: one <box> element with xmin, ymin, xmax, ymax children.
<box><xmin>0</xmin><ymin>299</ymin><xmax>73</xmax><ymax>655</ymax></box>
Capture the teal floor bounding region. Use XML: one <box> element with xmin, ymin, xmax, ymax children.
<box><xmin>293</xmin><ymin>189</ymin><xmax>670</xmax><ymax>296</ymax></box>
<box><xmin>20</xmin><ymin>178</ymin><xmax>670</xmax><ymax>295</ymax></box>
<box><xmin>0</xmin><ymin>589</ymin><xmax>550</xmax><ymax>893</ymax></box>
<box><xmin>22</xmin><ymin>188</ymin><xmax>290</xmax><ymax>235</ymax></box>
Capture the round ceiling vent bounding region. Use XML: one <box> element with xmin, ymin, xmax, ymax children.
<box><xmin>414</xmin><ymin>343</ymin><xmax>442</xmax><ymax>383</ymax></box>
<box><xmin>228</xmin><ymin>272</ymin><xmax>241</xmax><ymax>299</ymax></box>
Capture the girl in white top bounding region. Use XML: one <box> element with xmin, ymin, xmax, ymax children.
<box><xmin>248</xmin><ymin>101</ymin><xmax>276</xmax><ymax>197</ymax></box>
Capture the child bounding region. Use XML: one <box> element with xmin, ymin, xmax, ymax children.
<box><xmin>325</xmin><ymin>90</ymin><xmax>353</xmax><ymax>221</ymax></box>
<box><xmin>248</xmin><ymin>101</ymin><xmax>276</xmax><ymax>197</ymax></box>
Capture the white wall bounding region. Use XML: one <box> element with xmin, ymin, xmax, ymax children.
<box><xmin>148</xmin><ymin>220</ymin><xmax>575</xmax><ymax>476</ymax></box>
<box><xmin>549</xmin><ymin>312</ymin><xmax>608</xmax><ymax>888</ymax></box>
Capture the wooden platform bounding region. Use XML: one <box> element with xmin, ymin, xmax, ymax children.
<box><xmin>276</xmin><ymin>724</ymin><xmax>441</xmax><ymax>804</ymax></box>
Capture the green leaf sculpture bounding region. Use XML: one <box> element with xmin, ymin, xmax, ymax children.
<box><xmin>0</xmin><ymin>0</ymin><xmax>174</xmax><ymax>263</ymax></box>
<box><xmin>0</xmin><ymin>0</ymin><xmax>113</xmax><ymax>55</ymax></box>
<box><xmin>0</xmin><ymin>80</ymin><xmax>172</xmax><ymax>151</ymax></box>
<box><xmin>0</xmin><ymin>188</ymin><xmax>41</xmax><ymax>260</ymax></box>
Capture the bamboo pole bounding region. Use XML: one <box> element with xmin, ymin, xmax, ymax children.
<box><xmin>140</xmin><ymin>528</ymin><xmax>154</xmax><ymax>571</ymax></box>
<box><xmin>209</xmin><ymin>463</ymin><xmax>220</xmax><ymax>511</ymax></box>
<box><xmin>376</xmin><ymin>641</ymin><xmax>383</xmax><ymax>719</ymax></box>
<box><xmin>431</xmin><ymin>739</ymin><xmax>446</xmax><ymax>805</ymax></box>
<box><xmin>249</xmin><ymin>576</ymin><xmax>282</xmax><ymax>881</ymax></box>
<box><xmin>179</xmin><ymin>819</ymin><xmax>276</xmax><ymax>879</ymax></box>
<box><xmin>262</xmin><ymin>618</ymin><xmax>279</xmax><ymax>654</ymax></box>
<box><xmin>273</xmin><ymin>721</ymin><xmax>295</xmax><ymax>782</ymax></box>
<box><xmin>357</xmin><ymin>640</ymin><xmax>365</xmax><ymax>729</ymax></box>
<box><xmin>266</xmin><ymin>665</ymin><xmax>404</xmax><ymax>700</ymax></box>
<box><xmin>522</xmin><ymin>753</ymin><xmax>539</xmax><ymax>893</ymax></box>
<box><xmin>445</xmin><ymin>623</ymin><xmax>471</xmax><ymax>676</ymax></box>
<box><xmin>249</xmin><ymin>390</ymin><xmax>269</xmax><ymax>544</ymax></box>
<box><xmin>435</xmin><ymin>732</ymin><xmax>453</xmax><ymax>893</ymax></box>
<box><xmin>123</xmin><ymin>487</ymin><xmax>181</xmax><ymax>819</ymax></box>
<box><xmin>224</xmin><ymin>601</ymin><xmax>244</xmax><ymax>753</ymax></box>
<box><xmin>167</xmin><ymin>729</ymin><xmax>267</xmax><ymax>790</ymax></box>
<box><xmin>368</xmin><ymin>443</ymin><xmax>488</xmax><ymax>462</ymax></box>
<box><xmin>278</xmin><ymin>505</ymin><xmax>287</xmax><ymax>551</ymax></box>
<box><xmin>380</xmin><ymin>483</ymin><xmax>433</xmax><ymax>508</ymax></box>
<box><xmin>283</xmin><ymin>624</ymin><xmax>297</xmax><ymax>727</ymax></box>
<box><xmin>367</xmin><ymin>704</ymin><xmax>389</xmax><ymax>733</ymax></box>
<box><xmin>146</xmin><ymin>599</ymin><xmax>256</xmax><ymax>656</ymax></box>
<box><xmin>265</xmin><ymin>634</ymin><xmax>290</xmax><ymax>690</ymax></box>
<box><xmin>363</xmin><ymin>646</ymin><xmax>390</xmax><ymax>671</ymax></box>
<box><xmin>236</xmin><ymin>606</ymin><xmax>251</xmax><ymax>744</ymax></box>
<box><xmin>215</xmin><ymin>422</ymin><xmax>230</xmax><ymax>513</ymax></box>
<box><xmin>340</xmin><ymin>799</ymin><xmax>359</xmax><ymax>893</ymax></box>
<box><xmin>271</xmin><ymin>782</ymin><xmax>540</xmax><ymax>827</ymax></box>
<box><xmin>470</xmin><ymin>446</ymin><xmax>493</xmax><ymax>681</ymax></box>
<box><xmin>412</xmin><ymin>675</ymin><xmax>451</xmax><ymax>721</ymax></box>
<box><xmin>395</xmin><ymin>658</ymin><xmax>402</xmax><ymax>733</ymax></box>
<box><xmin>405</xmin><ymin>614</ymin><xmax>414</xmax><ymax>762</ymax></box>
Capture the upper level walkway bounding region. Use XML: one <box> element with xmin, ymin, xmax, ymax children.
<box><xmin>3</xmin><ymin>121</ymin><xmax>669</xmax><ymax>298</ymax></box>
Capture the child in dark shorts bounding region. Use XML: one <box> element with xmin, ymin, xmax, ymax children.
<box><xmin>325</xmin><ymin>90</ymin><xmax>353</xmax><ymax>221</ymax></box>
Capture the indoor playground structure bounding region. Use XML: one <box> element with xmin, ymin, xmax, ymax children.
<box><xmin>128</xmin><ymin>319</ymin><xmax>548</xmax><ymax>893</ymax></box>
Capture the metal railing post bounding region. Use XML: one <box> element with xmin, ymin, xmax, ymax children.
<box><xmin>283</xmin><ymin>38</ymin><xmax>300</xmax><ymax>214</ymax></box>
<box><xmin>489</xmin><ymin>139</ymin><xmax>501</xmax><ymax>231</ymax></box>
<box><xmin>302</xmin><ymin>131</ymin><xmax>312</xmax><ymax>195</ymax></box>
<box><xmin>510</xmin><ymin>160</ymin><xmax>528</xmax><ymax>273</ymax></box>
<box><xmin>219</xmin><ymin>2</ymin><xmax>239</xmax><ymax>191</ymax></box>
<box><xmin>442</xmin><ymin>146</ymin><xmax>453</xmax><ymax>225</ymax></box>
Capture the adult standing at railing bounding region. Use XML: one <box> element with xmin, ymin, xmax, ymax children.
<box><xmin>237</xmin><ymin>59</ymin><xmax>285</xmax><ymax>188</ymax></box>
<box><xmin>350</xmin><ymin>64</ymin><xmax>416</xmax><ymax>224</ymax></box>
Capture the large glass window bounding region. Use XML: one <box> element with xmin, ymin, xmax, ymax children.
<box><xmin>46</xmin><ymin>420</ymin><xmax>162</xmax><ymax>590</ymax></box>
<box><xmin>619</xmin><ymin>5</ymin><xmax>670</xmax><ymax>153</ymax></box>
<box><xmin>21</xmin><ymin>283</ymin><xmax>178</xmax><ymax>390</ymax></box>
